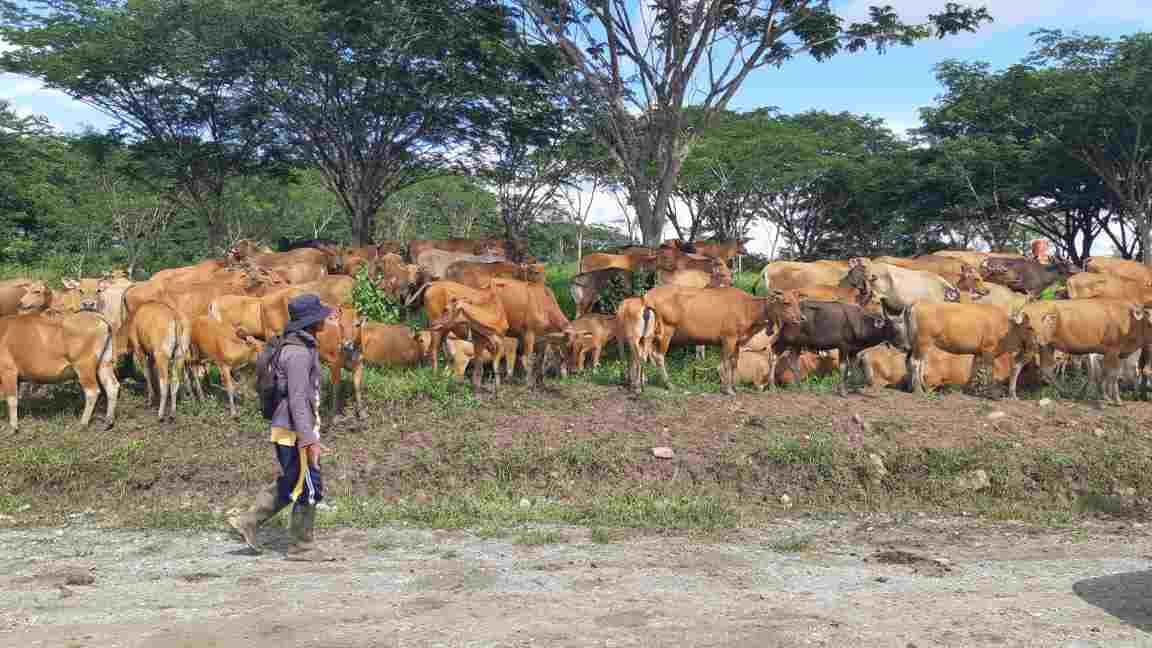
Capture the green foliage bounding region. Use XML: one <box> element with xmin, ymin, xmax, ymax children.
<box><xmin>350</xmin><ymin>266</ymin><xmax>404</xmax><ymax>324</ymax></box>
<box><xmin>593</xmin><ymin>268</ymin><xmax>656</xmax><ymax>315</ymax></box>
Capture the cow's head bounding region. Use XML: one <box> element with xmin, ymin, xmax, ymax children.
<box><xmin>765</xmin><ymin>288</ymin><xmax>805</xmax><ymax>325</ymax></box>
<box><xmin>842</xmin><ymin>264</ymin><xmax>869</xmax><ymax>291</ymax></box>
<box><xmin>877</xmin><ymin>301</ymin><xmax>908</xmax><ymax>349</ymax></box>
<box><xmin>413</xmin><ymin>329</ymin><xmax>435</xmax><ymax>363</ymax></box>
<box><xmin>1009</xmin><ymin>310</ymin><xmax>1050</xmax><ymax>352</ymax></box>
<box><xmin>17</xmin><ymin>281</ymin><xmax>51</xmax><ymax>313</ymax></box>
<box><xmin>60</xmin><ymin>277</ymin><xmax>110</xmax><ymax>313</ymax></box>
<box><xmin>847</xmin><ymin>257</ymin><xmax>869</xmax><ymax>269</ymax></box>
<box><xmin>518</xmin><ymin>263</ymin><xmax>546</xmax><ymax>283</ymax></box>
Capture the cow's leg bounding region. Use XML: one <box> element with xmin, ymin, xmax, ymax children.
<box><xmin>720</xmin><ymin>339</ymin><xmax>738</xmax><ymax>396</ymax></box>
<box><xmin>221</xmin><ymin>365</ymin><xmax>238</xmax><ymax>417</ymax></box>
<box><xmin>469</xmin><ymin>348</ymin><xmax>484</xmax><ymax>393</ymax></box>
<box><xmin>591</xmin><ymin>345</ymin><xmax>603</xmax><ymax>371</ymax></box>
<box><xmin>154</xmin><ymin>353</ymin><xmax>171</xmax><ymax>421</ymax></box>
<box><xmin>655</xmin><ymin>329</ymin><xmax>673</xmax><ymax>388</ymax></box>
<box><xmin>1008</xmin><ymin>353</ymin><xmax>1028</xmax><ymax>400</ymax></box>
<box><xmin>98</xmin><ymin>356</ymin><xmax>120</xmax><ymax>429</ymax></box>
<box><xmin>329</xmin><ymin>363</ymin><xmax>343</xmax><ymax>417</ymax></box>
<box><xmin>2</xmin><ymin>369</ymin><xmax>18</xmax><ymax>432</ymax></box>
<box><xmin>1140</xmin><ymin>346</ymin><xmax>1150</xmax><ymax>401</ymax></box>
<box><xmin>837</xmin><ymin>351</ymin><xmax>851</xmax><ymax>397</ymax></box>
<box><xmin>906</xmin><ymin>350</ymin><xmax>924</xmax><ymax>394</ymax></box>
<box><xmin>695</xmin><ymin>345</ymin><xmax>706</xmax><ymax>362</ymax></box>
<box><xmin>522</xmin><ymin>334</ymin><xmax>538</xmax><ymax>389</ymax></box>
<box><xmin>429</xmin><ymin>329</ymin><xmax>444</xmax><ymax>371</ymax></box>
<box><xmin>134</xmin><ymin>349</ymin><xmax>155</xmax><ymax>407</ymax></box>
<box><xmin>77</xmin><ymin>364</ymin><xmax>101</xmax><ymax>427</ymax></box>
<box><xmin>1104</xmin><ymin>354</ymin><xmax>1123</xmax><ymax>405</ymax></box>
<box><xmin>352</xmin><ymin>363</ymin><xmax>365</xmax><ymax>419</ymax></box>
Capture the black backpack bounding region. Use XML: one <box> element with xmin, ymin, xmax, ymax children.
<box><xmin>255</xmin><ymin>335</ymin><xmax>293</xmax><ymax>420</ymax></box>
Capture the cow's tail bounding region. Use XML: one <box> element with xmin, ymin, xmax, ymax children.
<box><xmin>903</xmin><ymin>303</ymin><xmax>919</xmax><ymax>355</ymax></box>
<box><xmin>93</xmin><ymin>313</ymin><xmax>115</xmax><ymax>369</ymax></box>
<box><xmin>405</xmin><ymin>281</ymin><xmax>431</xmax><ymax>308</ymax></box>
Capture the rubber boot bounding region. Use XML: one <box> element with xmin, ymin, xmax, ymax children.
<box><xmin>285</xmin><ymin>504</ymin><xmax>334</xmax><ymax>562</ymax></box>
<box><xmin>227</xmin><ymin>483</ymin><xmax>282</xmax><ymax>552</ymax></box>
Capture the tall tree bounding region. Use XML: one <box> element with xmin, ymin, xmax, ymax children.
<box><xmin>1</xmin><ymin>0</ymin><xmax>282</xmax><ymax>248</ymax></box>
<box><xmin>923</xmin><ymin>31</ymin><xmax>1152</xmax><ymax>263</ymax></box>
<box><xmin>517</xmin><ymin>0</ymin><xmax>991</xmax><ymax>246</ymax></box>
<box><xmin>249</xmin><ymin>0</ymin><xmax>551</xmax><ymax>245</ymax></box>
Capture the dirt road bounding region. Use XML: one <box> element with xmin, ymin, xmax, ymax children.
<box><xmin>4</xmin><ymin>515</ymin><xmax>1152</xmax><ymax>647</ymax></box>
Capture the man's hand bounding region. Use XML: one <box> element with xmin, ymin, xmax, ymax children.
<box><xmin>305</xmin><ymin>443</ymin><xmax>328</xmax><ymax>469</ymax></box>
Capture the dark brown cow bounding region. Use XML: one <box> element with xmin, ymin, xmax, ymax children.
<box><xmin>980</xmin><ymin>257</ymin><xmax>1079</xmax><ymax>297</ymax></box>
<box><xmin>772</xmin><ymin>300</ymin><xmax>903</xmax><ymax>396</ymax></box>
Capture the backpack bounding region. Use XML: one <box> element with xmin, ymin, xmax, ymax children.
<box><xmin>255</xmin><ymin>335</ymin><xmax>294</xmax><ymax>420</ymax></box>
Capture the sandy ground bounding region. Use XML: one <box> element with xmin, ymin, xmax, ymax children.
<box><xmin>3</xmin><ymin>516</ymin><xmax>1152</xmax><ymax>647</ymax></box>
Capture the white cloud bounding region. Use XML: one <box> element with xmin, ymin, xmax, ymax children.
<box><xmin>839</xmin><ymin>0</ymin><xmax>1152</xmax><ymax>36</ymax></box>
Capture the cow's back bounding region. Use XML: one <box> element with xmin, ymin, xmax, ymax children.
<box><xmin>1087</xmin><ymin>257</ymin><xmax>1152</xmax><ymax>285</ymax></box>
<box><xmin>910</xmin><ymin>303</ymin><xmax>1010</xmax><ymax>353</ymax></box>
<box><xmin>362</xmin><ymin>323</ymin><xmax>422</xmax><ymax>366</ymax></box>
<box><xmin>876</xmin><ymin>263</ymin><xmax>956</xmax><ymax>309</ymax></box>
<box><xmin>1032</xmin><ymin>299</ymin><xmax>1145</xmax><ymax>354</ymax></box>
<box><xmin>762</xmin><ymin>261</ymin><xmax>843</xmax><ymax>290</ymax></box>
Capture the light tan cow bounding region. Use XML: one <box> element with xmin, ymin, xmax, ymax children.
<box><xmin>1084</xmin><ymin>256</ymin><xmax>1152</xmax><ymax>285</ymax></box>
<box><xmin>187</xmin><ymin>316</ymin><xmax>264</xmax><ymax>416</ymax></box>
<box><xmin>443</xmin><ymin>334</ymin><xmax>520</xmax><ymax>381</ymax></box>
<box><xmin>0</xmin><ymin>311</ymin><xmax>119</xmax><ymax>431</ymax></box>
<box><xmin>125</xmin><ymin>301</ymin><xmax>187</xmax><ymax>420</ymax></box>
<box><xmin>842</xmin><ymin>262</ymin><xmax>960</xmax><ymax>312</ymax></box>
<box><xmin>903</xmin><ymin>303</ymin><xmax>1036</xmax><ymax>397</ymax></box>
<box><xmin>754</xmin><ymin>261</ymin><xmax>845</xmax><ymax>293</ymax></box>
<box><xmin>615</xmin><ymin>297</ymin><xmax>663</xmax><ymax>391</ymax></box>
<box><xmin>1014</xmin><ymin>299</ymin><xmax>1152</xmax><ymax>404</ymax></box>
<box><xmin>1066</xmin><ymin>273</ymin><xmax>1152</xmax><ymax>302</ymax></box>
<box><xmin>565</xmin><ymin>314</ymin><xmax>617</xmax><ymax>373</ymax></box>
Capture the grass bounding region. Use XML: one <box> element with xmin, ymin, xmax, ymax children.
<box><xmin>767</xmin><ymin>535</ymin><xmax>811</xmax><ymax>553</ymax></box>
<box><xmin>6</xmin><ymin>263</ymin><xmax>1152</xmax><ymax>536</ymax></box>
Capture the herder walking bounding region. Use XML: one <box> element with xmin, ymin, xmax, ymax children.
<box><xmin>229</xmin><ymin>294</ymin><xmax>333</xmax><ymax>561</ymax></box>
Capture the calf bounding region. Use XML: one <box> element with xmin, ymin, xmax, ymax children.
<box><xmin>1014</xmin><ymin>299</ymin><xmax>1152</xmax><ymax>404</ymax></box>
<box><xmin>125</xmin><ymin>301</ymin><xmax>188</xmax><ymax>421</ymax></box>
<box><xmin>0</xmin><ymin>311</ymin><xmax>119</xmax><ymax>431</ymax></box>
<box><xmin>417</xmin><ymin>281</ymin><xmax>507</xmax><ymax>373</ymax></box>
<box><xmin>427</xmin><ymin>293</ymin><xmax>511</xmax><ymax>393</ymax></box>
<box><xmin>643</xmin><ymin>286</ymin><xmax>805</xmax><ymax>395</ymax></box>
<box><xmin>903</xmin><ymin>303</ymin><xmax>1036</xmax><ymax>397</ymax></box>
<box><xmin>565</xmin><ymin>314</ymin><xmax>617</xmax><ymax>373</ymax></box>
<box><xmin>188</xmin><ymin>316</ymin><xmax>264</xmax><ymax>416</ymax></box>
<box><xmin>773</xmin><ymin>300</ymin><xmax>901</xmax><ymax>396</ymax></box>
<box><xmin>443</xmin><ymin>334</ymin><xmax>520</xmax><ymax>381</ymax></box>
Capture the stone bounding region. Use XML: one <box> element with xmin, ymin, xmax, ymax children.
<box><xmin>866</xmin><ymin>453</ymin><xmax>888</xmax><ymax>486</ymax></box>
<box><xmin>953</xmin><ymin>469</ymin><xmax>991</xmax><ymax>493</ymax></box>
<box><xmin>652</xmin><ymin>447</ymin><xmax>675</xmax><ymax>459</ymax></box>
<box><xmin>1038</xmin><ymin>398</ymin><xmax>1053</xmax><ymax>407</ymax></box>
<box><xmin>986</xmin><ymin>411</ymin><xmax>1006</xmax><ymax>420</ymax></box>
<box><xmin>779</xmin><ymin>494</ymin><xmax>793</xmax><ymax>510</ymax></box>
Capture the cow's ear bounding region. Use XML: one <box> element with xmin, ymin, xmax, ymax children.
<box><xmin>1041</xmin><ymin>312</ymin><xmax>1056</xmax><ymax>325</ymax></box>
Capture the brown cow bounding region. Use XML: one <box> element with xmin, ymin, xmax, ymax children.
<box><xmin>861</xmin><ymin>344</ymin><xmax>1014</xmax><ymax>390</ymax></box>
<box><xmin>1085</xmin><ymin>256</ymin><xmax>1152</xmax><ymax>285</ymax></box>
<box><xmin>240</xmin><ymin>247</ymin><xmax>331</xmax><ymax>284</ymax></box>
<box><xmin>0</xmin><ymin>279</ymin><xmax>38</xmax><ymax>317</ymax></box>
<box><xmin>488</xmin><ymin>277</ymin><xmax>575</xmax><ymax>386</ymax></box>
<box><xmin>208</xmin><ymin>292</ymin><xmax>291</xmax><ymax>342</ymax></box>
<box><xmin>691</xmin><ymin>239</ymin><xmax>750</xmax><ymax>268</ymax></box>
<box><xmin>795</xmin><ymin>284</ymin><xmax>868</xmax><ymax>305</ymax></box>
<box><xmin>754</xmin><ymin>261</ymin><xmax>845</xmax><ymax>293</ymax></box>
<box><xmin>1013</xmin><ymin>299</ymin><xmax>1152</xmax><ymax>404</ymax></box>
<box><xmin>444</xmin><ymin>260</ymin><xmax>546</xmax><ymax>288</ymax></box>
<box><xmin>579</xmin><ymin>252</ymin><xmax>656</xmax><ymax>274</ymax></box>
<box><xmin>903</xmin><ymin>303</ymin><xmax>1036</xmax><ymax>397</ymax></box>
<box><xmin>565</xmin><ymin>314</ymin><xmax>617</xmax><ymax>373</ymax></box>
<box><xmin>615</xmin><ymin>297</ymin><xmax>663</xmax><ymax>391</ymax></box>
<box><xmin>730</xmin><ymin>349</ymin><xmax>839</xmax><ymax>390</ymax></box>
<box><xmin>1066</xmin><ymin>273</ymin><xmax>1152</xmax><ymax>302</ymax></box>
<box><xmin>427</xmin><ymin>292</ymin><xmax>511</xmax><ymax>392</ymax></box>
<box><xmin>14</xmin><ymin>281</ymin><xmax>52</xmax><ymax>314</ymax></box>
<box><xmin>642</xmin><ymin>286</ymin><xmax>805</xmax><ymax>395</ymax></box>
<box><xmin>416</xmin><ymin>281</ymin><xmax>508</xmax><ymax>373</ymax></box>
<box><xmin>408</xmin><ymin>238</ymin><xmax>523</xmax><ymax>263</ymax></box>
<box><xmin>260</xmin><ymin>275</ymin><xmax>356</xmax><ymax>307</ymax></box>
<box><xmin>187</xmin><ymin>316</ymin><xmax>264</xmax><ymax>416</ymax></box>
<box><xmin>979</xmin><ymin>257</ymin><xmax>1079</xmax><ymax>297</ymax></box>
<box><xmin>0</xmin><ymin>311</ymin><xmax>119</xmax><ymax>431</ymax></box>
<box><xmin>149</xmin><ymin>258</ymin><xmax>227</xmax><ymax>284</ymax></box>
<box><xmin>315</xmin><ymin>307</ymin><xmax>425</xmax><ymax>416</ymax></box>
<box><xmin>125</xmin><ymin>301</ymin><xmax>187</xmax><ymax>420</ymax></box>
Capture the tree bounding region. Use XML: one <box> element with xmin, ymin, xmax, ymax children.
<box><xmin>247</xmin><ymin>0</ymin><xmax>552</xmax><ymax>245</ymax></box>
<box><xmin>517</xmin><ymin>0</ymin><xmax>991</xmax><ymax>246</ymax></box>
<box><xmin>923</xmin><ymin>31</ymin><xmax>1152</xmax><ymax>263</ymax></box>
<box><xmin>1</xmin><ymin>0</ymin><xmax>283</xmax><ymax>248</ymax></box>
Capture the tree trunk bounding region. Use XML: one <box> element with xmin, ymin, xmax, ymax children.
<box><xmin>1141</xmin><ymin>209</ymin><xmax>1151</xmax><ymax>266</ymax></box>
<box><xmin>630</xmin><ymin>186</ymin><xmax>664</xmax><ymax>247</ymax></box>
<box><xmin>576</xmin><ymin>228</ymin><xmax>584</xmax><ymax>265</ymax></box>
<box><xmin>350</xmin><ymin>200</ymin><xmax>376</xmax><ymax>246</ymax></box>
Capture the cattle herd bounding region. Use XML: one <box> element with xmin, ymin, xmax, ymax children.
<box><xmin>1</xmin><ymin>237</ymin><xmax>1151</xmax><ymax>432</ymax></box>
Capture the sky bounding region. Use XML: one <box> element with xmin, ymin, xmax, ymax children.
<box><xmin>2</xmin><ymin>1</ymin><xmax>1150</xmax><ymax>253</ymax></box>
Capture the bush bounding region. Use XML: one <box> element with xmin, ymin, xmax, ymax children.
<box><xmin>350</xmin><ymin>266</ymin><xmax>405</xmax><ymax>323</ymax></box>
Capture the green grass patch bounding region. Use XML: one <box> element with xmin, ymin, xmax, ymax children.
<box><xmin>767</xmin><ymin>535</ymin><xmax>811</xmax><ymax>553</ymax></box>
<box><xmin>589</xmin><ymin>527</ymin><xmax>615</xmax><ymax>544</ymax></box>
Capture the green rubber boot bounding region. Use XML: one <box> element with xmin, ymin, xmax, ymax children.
<box><xmin>285</xmin><ymin>504</ymin><xmax>334</xmax><ymax>562</ymax></box>
<box><xmin>227</xmin><ymin>483</ymin><xmax>282</xmax><ymax>553</ymax></box>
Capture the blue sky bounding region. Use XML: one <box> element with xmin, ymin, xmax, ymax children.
<box><xmin>3</xmin><ymin>1</ymin><xmax>1149</xmax><ymax>135</ymax></box>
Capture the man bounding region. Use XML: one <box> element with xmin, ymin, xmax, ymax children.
<box><xmin>229</xmin><ymin>294</ymin><xmax>332</xmax><ymax>561</ymax></box>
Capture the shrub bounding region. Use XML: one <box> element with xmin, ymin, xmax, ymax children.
<box><xmin>351</xmin><ymin>266</ymin><xmax>405</xmax><ymax>323</ymax></box>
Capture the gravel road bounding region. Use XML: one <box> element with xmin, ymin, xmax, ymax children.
<box><xmin>3</xmin><ymin>515</ymin><xmax>1151</xmax><ymax>647</ymax></box>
